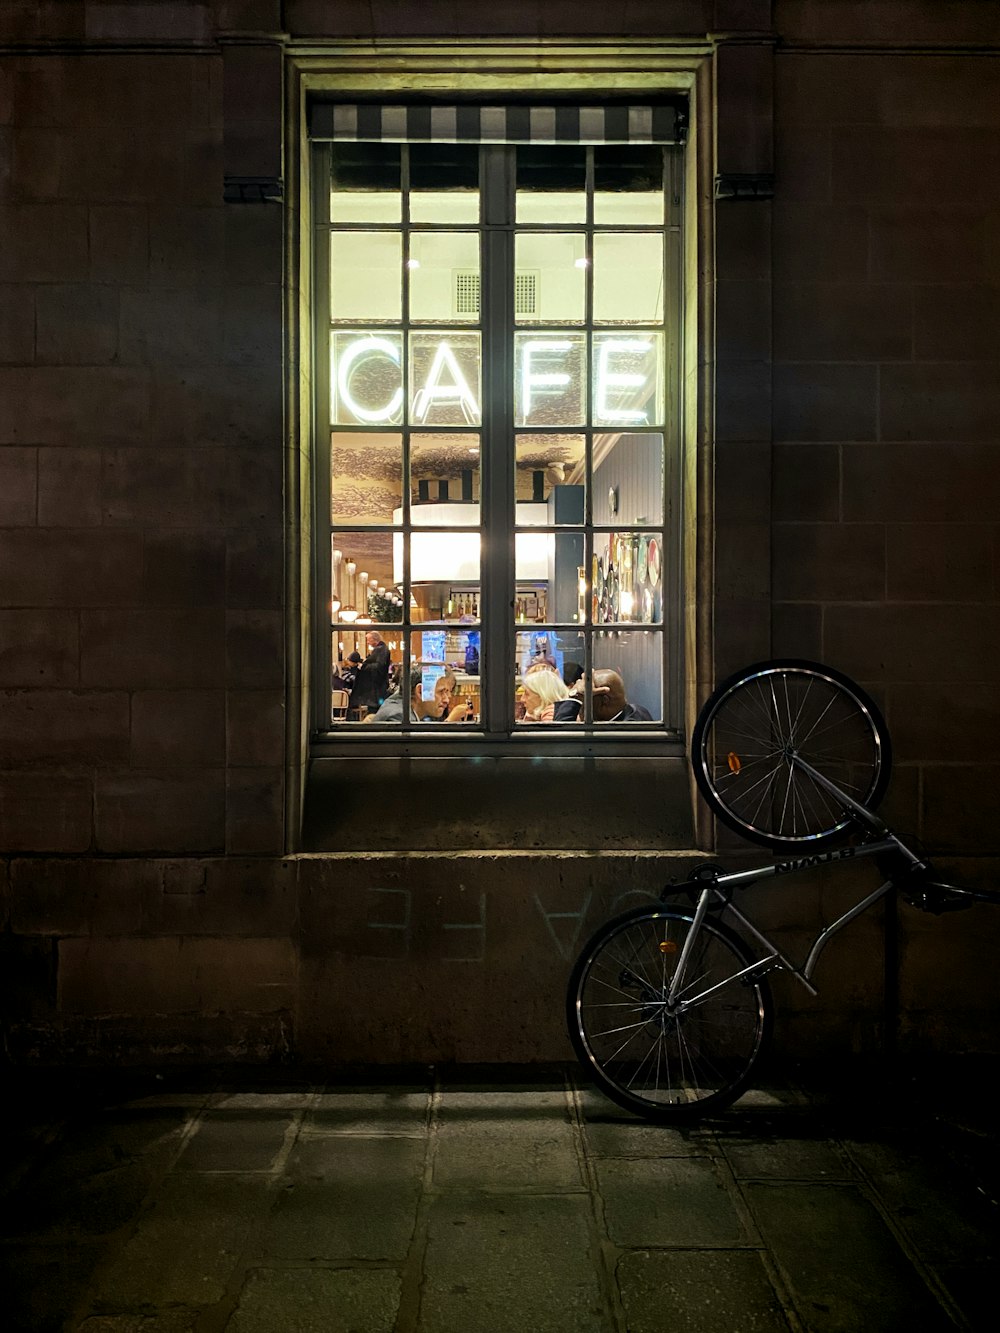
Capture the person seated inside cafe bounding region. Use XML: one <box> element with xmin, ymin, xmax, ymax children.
<box><xmin>591</xmin><ymin>667</ymin><xmax>653</xmax><ymax>722</ymax></box>
<box><xmin>333</xmin><ymin>650</ymin><xmax>362</xmax><ymax>693</ymax></box>
<box><xmin>518</xmin><ymin>665</ymin><xmax>574</xmax><ymax>722</ymax></box>
<box><xmin>366</xmin><ymin>666</ymin><xmax>470</xmax><ymax>723</ymax></box>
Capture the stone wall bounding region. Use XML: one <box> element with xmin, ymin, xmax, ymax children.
<box><xmin>2</xmin><ymin>0</ymin><xmax>999</xmax><ymax>1064</ymax></box>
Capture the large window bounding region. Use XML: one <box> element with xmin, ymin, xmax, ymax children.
<box><xmin>313</xmin><ymin>115</ymin><xmax>683</xmax><ymax>738</ymax></box>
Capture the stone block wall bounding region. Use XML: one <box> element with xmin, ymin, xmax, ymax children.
<box><xmin>0</xmin><ymin>33</ymin><xmax>286</xmax><ymax>860</ymax></box>
<box><xmin>770</xmin><ymin>45</ymin><xmax>1000</xmax><ymax>856</ymax></box>
<box><xmin>1</xmin><ymin>0</ymin><xmax>999</xmax><ymax>1065</ymax></box>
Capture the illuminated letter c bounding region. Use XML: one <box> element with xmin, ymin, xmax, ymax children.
<box><xmin>336</xmin><ymin>336</ymin><xmax>403</xmax><ymax>424</ymax></box>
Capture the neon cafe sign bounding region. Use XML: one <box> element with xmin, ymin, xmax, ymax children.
<box><xmin>333</xmin><ymin>335</ymin><xmax>659</xmax><ymax>426</ymax></box>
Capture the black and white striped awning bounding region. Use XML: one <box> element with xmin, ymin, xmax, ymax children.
<box><xmin>308</xmin><ymin>102</ymin><xmax>685</xmax><ymax>145</ymax></box>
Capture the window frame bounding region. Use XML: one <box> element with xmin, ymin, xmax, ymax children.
<box><xmin>309</xmin><ymin>117</ymin><xmax>687</xmax><ymax>753</ymax></box>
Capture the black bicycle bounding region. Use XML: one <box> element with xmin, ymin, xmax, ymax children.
<box><xmin>567</xmin><ymin>658</ymin><xmax>998</xmax><ymax>1122</ymax></box>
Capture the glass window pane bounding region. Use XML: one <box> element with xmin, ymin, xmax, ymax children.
<box><xmin>592</xmin><ymin>433</ymin><xmax>664</xmax><ymax>525</ymax></box>
<box><xmin>514</xmin><ymin>434</ymin><xmax>585</xmax><ymax>519</ymax></box>
<box><xmin>331</xmin><ymin>628</ymin><xmax>405</xmax><ymax>724</ymax></box>
<box><xmin>331</xmin><ymin>331</ymin><xmax>403</xmax><ymax>426</ymax></box>
<box><xmin>409</xmin><ymin>232</ymin><xmax>480</xmax><ymax>323</ymax></box>
<box><xmin>593</xmin><ymin>232</ymin><xmax>663</xmax><ymax>324</ymax></box>
<box><xmin>411</xmin><ymin>432</ymin><xmax>480</xmax><ymax>513</ymax></box>
<box><xmin>409</xmin><ymin>332</ymin><xmax>482</xmax><ymax>426</ymax></box>
<box><xmin>331</xmin><ymin>432</ymin><xmax>402</xmax><ymax>526</ymax></box>
<box><xmin>330</xmin><ymin>143</ymin><xmax>401</xmax><ymax>223</ymax></box>
<box><xmin>513</xmin><ymin>533</ymin><xmax>585</xmax><ymax>622</ymax></box>
<box><xmin>331</xmin><ymin>233</ymin><xmax>402</xmax><ymax>323</ymax></box>
<box><xmin>332</xmin><ymin>532</ymin><xmax>397</xmax><ymax>625</ymax></box>
<box><xmin>516</xmin><ymin>145</ymin><xmax>586</xmax><ymax>223</ymax></box>
<box><xmin>409</xmin><ymin>629</ymin><xmax>480</xmax><ymax>723</ymax></box>
<box><xmin>409</xmin><ymin>143</ymin><xmax>480</xmax><ymax>223</ymax></box>
<box><xmin>592</xmin><ymin>331</ymin><xmax>664</xmax><ymax>427</ymax></box>
<box><xmin>593</xmin><ymin>531</ymin><xmax>663</xmax><ymax>625</ymax></box>
<box><xmin>403</xmin><ymin>526</ymin><xmax>480</xmax><ymax>588</ymax></box>
<box><xmin>513</xmin><ymin>332</ymin><xmax>586</xmax><ymax>427</ymax></box>
<box><xmin>331</xmin><ymin>533</ymin><xmax>402</xmax><ymax>724</ymax></box>
<box><xmin>514</xmin><ymin>233</ymin><xmax>586</xmax><ymax>325</ymax></box>
<box><xmin>592</xmin><ymin>633</ymin><xmax>661</xmax><ymax>722</ymax></box>
<box><xmin>594</xmin><ymin>146</ymin><xmax>664</xmax><ymax>226</ymax></box>
<box><xmin>515</xmin><ymin>630</ymin><xmax>585</xmax><ymax>724</ymax></box>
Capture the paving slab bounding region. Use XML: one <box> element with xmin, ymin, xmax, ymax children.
<box><xmin>719</xmin><ymin>1134</ymin><xmax>850</xmax><ymax>1181</ymax></box>
<box><xmin>596</xmin><ymin>1155</ymin><xmax>749</xmax><ymax>1248</ymax></box>
<box><xmin>743</xmin><ymin>1180</ymin><xmax>955</xmax><ymax>1333</ymax></box>
<box><xmin>94</xmin><ymin>1172</ymin><xmax>274</xmax><ymax>1308</ymax></box>
<box><xmin>174</xmin><ymin>1110</ymin><xmax>295</xmax><ymax>1172</ymax></box>
<box><xmin>434</xmin><ymin>1089</ymin><xmax>581</xmax><ymax>1190</ymax></box>
<box><xmin>842</xmin><ymin>1133</ymin><xmax>1000</xmax><ymax>1265</ymax></box>
<box><xmin>2</xmin><ymin>1064</ymin><xmax>998</xmax><ymax>1333</ymax></box>
<box><xmin>225</xmin><ymin>1266</ymin><xmax>401</xmax><ymax>1333</ymax></box>
<box><xmin>616</xmin><ymin>1250</ymin><xmax>791</xmax><ymax>1333</ymax></box>
<box><xmin>581</xmin><ymin>1115</ymin><xmax>708</xmax><ymax>1159</ymax></box>
<box><xmin>76</xmin><ymin>1315</ymin><xmax>199</xmax><ymax>1332</ymax></box>
<box><xmin>258</xmin><ymin>1135</ymin><xmax>424</xmax><ymax>1261</ymax></box>
<box><xmin>4</xmin><ymin>1241</ymin><xmax>106</xmax><ymax>1332</ymax></box>
<box><xmin>417</xmin><ymin>1192</ymin><xmax>607</xmax><ymax>1333</ymax></box>
<box><xmin>931</xmin><ymin>1260</ymin><xmax>996</xmax><ymax>1333</ymax></box>
<box><xmin>209</xmin><ymin>1092</ymin><xmax>317</xmax><ymax>1110</ymax></box>
<box><xmin>305</xmin><ymin>1089</ymin><xmax>430</xmax><ymax>1136</ymax></box>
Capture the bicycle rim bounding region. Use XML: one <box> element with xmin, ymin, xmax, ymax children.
<box><xmin>692</xmin><ymin>659</ymin><xmax>891</xmax><ymax>849</ymax></box>
<box><xmin>568</xmin><ymin>908</ymin><xmax>771</xmax><ymax>1122</ymax></box>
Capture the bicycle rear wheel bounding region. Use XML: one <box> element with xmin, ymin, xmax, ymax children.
<box><xmin>691</xmin><ymin>659</ymin><xmax>891</xmax><ymax>850</ymax></box>
<box><xmin>567</xmin><ymin>906</ymin><xmax>772</xmax><ymax>1122</ymax></box>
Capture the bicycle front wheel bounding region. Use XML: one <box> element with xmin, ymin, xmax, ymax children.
<box><xmin>567</xmin><ymin>907</ymin><xmax>772</xmax><ymax>1122</ymax></box>
<box><xmin>691</xmin><ymin>659</ymin><xmax>892</xmax><ymax>850</ymax></box>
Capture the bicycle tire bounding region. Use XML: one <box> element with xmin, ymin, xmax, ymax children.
<box><xmin>567</xmin><ymin>906</ymin><xmax>773</xmax><ymax>1122</ymax></box>
<box><xmin>691</xmin><ymin>659</ymin><xmax>892</xmax><ymax>850</ymax></box>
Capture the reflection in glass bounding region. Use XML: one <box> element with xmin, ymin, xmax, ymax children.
<box><xmin>594</xmin><ymin>146</ymin><xmax>664</xmax><ymax>226</ymax></box>
<box><xmin>331</xmin><ymin>331</ymin><xmax>403</xmax><ymax>426</ymax></box>
<box><xmin>331</xmin><ymin>233</ymin><xmax>402</xmax><ymax>323</ymax></box>
<box><xmin>331</xmin><ymin>433</ymin><xmax>402</xmax><ymax>526</ymax></box>
<box><xmin>513</xmin><ymin>332</ymin><xmax>586</xmax><ymax>427</ymax></box>
<box><xmin>514</xmin><ymin>435</ymin><xmax>584</xmax><ymax>512</ymax></box>
<box><xmin>514</xmin><ymin>233</ymin><xmax>586</xmax><ymax>324</ymax></box>
<box><xmin>411</xmin><ymin>434</ymin><xmax>480</xmax><ymax>512</ymax></box>
<box><xmin>409</xmin><ymin>332</ymin><xmax>482</xmax><ymax>426</ymax></box>
<box><xmin>593</xmin><ymin>232</ymin><xmax>664</xmax><ymax>324</ymax></box>
<box><xmin>410</xmin><ymin>143</ymin><xmax>480</xmax><ymax>224</ymax></box>
<box><xmin>330</xmin><ymin>143</ymin><xmax>401</xmax><ymax>224</ymax></box>
<box><xmin>409</xmin><ymin>629</ymin><xmax>480</xmax><ymax>723</ymax></box>
<box><xmin>410</xmin><ymin>232</ymin><xmax>480</xmax><ymax>323</ymax></box>
<box><xmin>592</xmin><ymin>332</ymin><xmax>664</xmax><ymax>427</ymax></box>
<box><xmin>516</xmin><ymin>145</ymin><xmax>586</xmax><ymax>223</ymax></box>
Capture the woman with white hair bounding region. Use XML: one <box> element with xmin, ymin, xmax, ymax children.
<box><xmin>519</xmin><ymin>665</ymin><xmax>570</xmax><ymax>722</ymax></box>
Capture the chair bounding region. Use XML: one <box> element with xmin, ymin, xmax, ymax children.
<box><xmin>331</xmin><ymin>689</ymin><xmax>350</xmax><ymax>721</ymax></box>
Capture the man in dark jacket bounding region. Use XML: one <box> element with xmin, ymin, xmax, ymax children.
<box><xmin>349</xmin><ymin>631</ymin><xmax>390</xmax><ymax>712</ymax></box>
<box><xmin>592</xmin><ymin>668</ymin><xmax>653</xmax><ymax>722</ymax></box>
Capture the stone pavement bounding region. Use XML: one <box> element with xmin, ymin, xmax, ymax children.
<box><xmin>2</xmin><ymin>1062</ymin><xmax>997</xmax><ymax>1333</ymax></box>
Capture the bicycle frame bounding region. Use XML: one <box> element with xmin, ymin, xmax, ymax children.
<box><xmin>665</xmin><ymin>756</ymin><xmax>926</xmax><ymax>1008</ymax></box>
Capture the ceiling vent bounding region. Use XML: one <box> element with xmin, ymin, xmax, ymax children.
<box><xmin>453</xmin><ymin>271</ymin><xmax>539</xmax><ymax>317</ymax></box>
